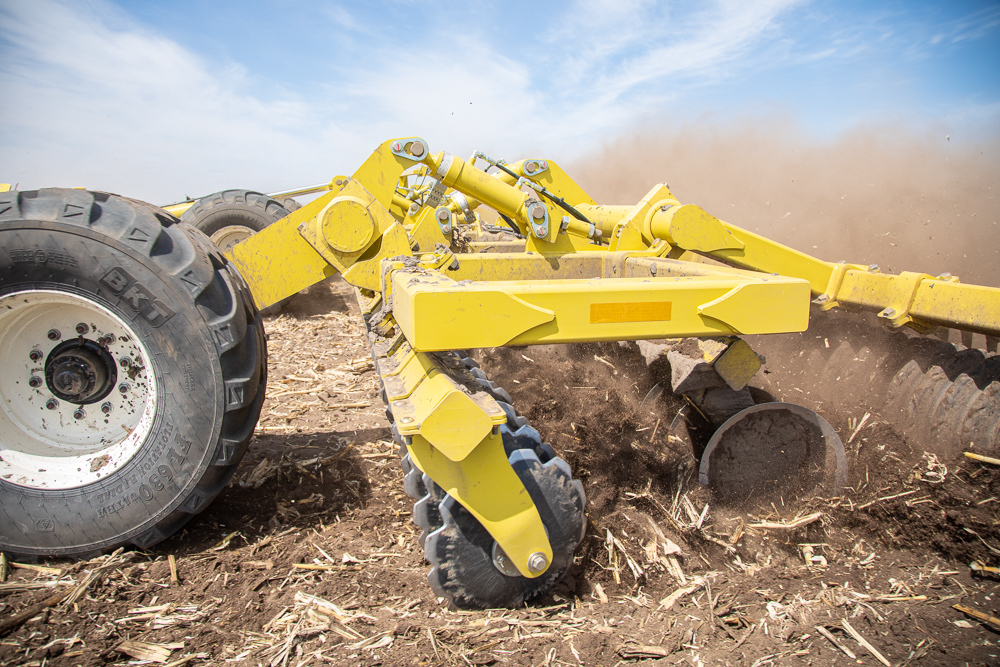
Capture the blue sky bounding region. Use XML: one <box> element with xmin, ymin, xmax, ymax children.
<box><xmin>1</xmin><ymin>0</ymin><xmax>998</xmax><ymax>203</ymax></box>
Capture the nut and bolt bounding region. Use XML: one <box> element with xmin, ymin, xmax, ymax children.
<box><xmin>45</xmin><ymin>398</ymin><xmax>59</xmax><ymax>410</ymax></box>
<box><xmin>101</xmin><ymin>402</ymin><xmax>113</xmax><ymax>415</ymax></box>
<box><xmin>47</xmin><ymin>329</ymin><xmax>61</xmax><ymax>341</ymax></box>
<box><xmin>28</xmin><ymin>376</ymin><xmax>43</xmax><ymax>388</ymax></box>
<box><xmin>99</xmin><ymin>333</ymin><xmax>116</xmax><ymax>346</ymax></box>
<box><xmin>75</xmin><ymin>322</ymin><xmax>90</xmax><ymax>335</ymax></box>
<box><xmin>118</xmin><ymin>382</ymin><xmax>130</xmax><ymax>394</ymax></box>
<box><xmin>527</xmin><ymin>552</ymin><xmax>548</xmax><ymax>573</ymax></box>
<box><xmin>119</xmin><ymin>356</ymin><xmax>132</xmax><ymax>368</ymax></box>
<box><xmin>73</xmin><ymin>407</ymin><xmax>86</xmax><ymax>420</ymax></box>
<box><xmin>29</xmin><ymin>349</ymin><xmax>43</xmax><ymax>362</ymax></box>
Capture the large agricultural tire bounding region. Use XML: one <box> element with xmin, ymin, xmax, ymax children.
<box><xmin>0</xmin><ymin>188</ymin><xmax>267</xmax><ymax>558</ymax></box>
<box><xmin>179</xmin><ymin>189</ymin><xmax>290</xmax><ymax>252</ymax></box>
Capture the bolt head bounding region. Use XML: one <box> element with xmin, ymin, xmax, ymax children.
<box><xmin>29</xmin><ymin>349</ymin><xmax>43</xmax><ymax>362</ymax></box>
<box><xmin>75</xmin><ymin>322</ymin><xmax>90</xmax><ymax>335</ymax></box>
<box><xmin>119</xmin><ymin>356</ymin><xmax>131</xmax><ymax>368</ymax></box>
<box><xmin>118</xmin><ymin>383</ymin><xmax>130</xmax><ymax>394</ymax></box>
<box><xmin>45</xmin><ymin>398</ymin><xmax>59</xmax><ymax>410</ymax></box>
<box><xmin>101</xmin><ymin>402</ymin><xmax>113</xmax><ymax>415</ymax></box>
<box><xmin>100</xmin><ymin>334</ymin><xmax>116</xmax><ymax>346</ymax></box>
<box><xmin>436</xmin><ymin>208</ymin><xmax>450</xmax><ymax>221</ymax></box>
<box><xmin>524</xmin><ymin>162</ymin><xmax>536</xmax><ymax>174</ymax></box>
<box><xmin>527</xmin><ymin>552</ymin><xmax>548</xmax><ymax>573</ymax></box>
<box><xmin>73</xmin><ymin>408</ymin><xmax>86</xmax><ymax>420</ymax></box>
<box><xmin>28</xmin><ymin>376</ymin><xmax>43</xmax><ymax>388</ymax></box>
<box><xmin>47</xmin><ymin>329</ymin><xmax>61</xmax><ymax>341</ymax></box>
<box><xmin>530</xmin><ymin>206</ymin><xmax>546</xmax><ymax>220</ymax></box>
<box><xmin>409</xmin><ymin>141</ymin><xmax>425</xmax><ymax>157</ymax></box>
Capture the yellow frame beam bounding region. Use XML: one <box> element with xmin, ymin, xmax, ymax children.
<box><xmin>388</xmin><ymin>256</ymin><xmax>812</xmax><ymax>350</ymax></box>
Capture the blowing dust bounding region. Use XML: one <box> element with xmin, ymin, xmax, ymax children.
<box><xmin>571</xmin><ymin>118</ymin><xmax>1000</xmax><ymax>287</ymax></box>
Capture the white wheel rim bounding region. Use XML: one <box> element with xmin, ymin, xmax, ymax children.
<box><xmin>0</xmin><ymin>290</ymin><xmax>158</xmax><ymax>490</ymax></box>
<box><xmin>210</xmin><ymin>225</ymin><xmax>254</xmax><ymax>252</ymax></box>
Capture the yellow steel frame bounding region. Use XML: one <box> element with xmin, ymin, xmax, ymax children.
<box><xmin>226</xmin><ymin>136</ymin><xmax>1000</xmax><ymax>579</ymax></box>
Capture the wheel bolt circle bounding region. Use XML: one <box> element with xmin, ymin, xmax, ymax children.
<box><xmin>47</xmin><ymin>329</ymin><xmax>61</xmax><ymax>341</ymax></box>
<box><xmin>45</xmin><ymin>398</ymin><xmax>58</xmax><ymax>410</ymax></box>
<box><xmin>75</xmin><ymin>322</ymin><xmax>90</xmax><ymax>335</ymax></box>
<box><xmin>73</xmin><ymin>408</ymin><xmax>86</xmax><ymax>420</ymax></box>
<box><xmin>28</xmin><ymin>376</ymin><xmax>42</xmax><ymax>388</ymax></box>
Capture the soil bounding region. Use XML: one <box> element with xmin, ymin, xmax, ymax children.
<box><xmin>2</xmin><ymin>277</ymin><xmax>998</xmax><ymax>667</ymax></box>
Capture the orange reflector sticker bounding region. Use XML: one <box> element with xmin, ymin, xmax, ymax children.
<box><xmin>590</xmin><ymin>301</ymin><xmax>672</xmax><ymax>323</ymax></box>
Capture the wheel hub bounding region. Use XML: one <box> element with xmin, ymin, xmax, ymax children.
<box><xmin>45</xmin><ymin>340</ymin><xmax>116</xmax><ymax>404</ymax></box>
<box><xmin>0</xmin><ymin>290</ymin><xmax>157</xmax><ymax>489</ymax></box>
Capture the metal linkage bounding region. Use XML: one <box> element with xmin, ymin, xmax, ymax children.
<box><xmin>384</xmin><ymin>350</ymin><xmax>584</xmax><ymax>609</ymax></box>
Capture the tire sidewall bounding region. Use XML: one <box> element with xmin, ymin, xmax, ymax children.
<box><xmin>0</xmin><ymin>221</ymin><xmax>226</xmax><ymax>556</ymax></box>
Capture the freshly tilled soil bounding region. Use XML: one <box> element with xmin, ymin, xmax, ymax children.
<box><xmin>1</xmin><ymin>277</ymin><xmax>998</xmax><ymax>667</ymax></box>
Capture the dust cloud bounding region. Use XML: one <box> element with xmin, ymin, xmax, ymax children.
<box><xmin>571</xmin><ymin>117</ymin><xmax>1000</xmax><ymax>287</ymax></box>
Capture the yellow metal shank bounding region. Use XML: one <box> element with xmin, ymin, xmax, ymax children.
<box><xmin>369</xmin><ymin>341</ymin><xmax>550</xmax><ymax>578</ymax></box>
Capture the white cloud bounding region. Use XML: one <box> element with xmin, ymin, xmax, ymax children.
<box><xmin>0</xmin><ymin>0</ymin><xmax>340</xmax><ymax>202</ymax></box>
<box><xmin>1</xmin><ymin>0</ymin><xmax>995</xmax><ymax>205</ymax></box>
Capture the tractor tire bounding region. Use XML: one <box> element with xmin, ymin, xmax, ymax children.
<box><xmin>180</xmin><ymin>189</ymin><xmax>290</xmax><ymax>253</ymax></box>
<box><xmin>0</xmin><ymin>188</ymin><xmax>267</xmax><ymax>559</ymax></box>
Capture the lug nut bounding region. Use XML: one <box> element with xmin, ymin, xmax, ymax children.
<box><xmin>73</xmin><ymin>408</ymin><xmax>86</xmax><ymax>420</ymax></box>
<box><xmin>527</xmin><ymin>552</ymin><xmax>548</xmax><ymax>573</ymax></box>
<box><xmin>47</xmin><ymin>329</ymin><xmax>61</xmax><ymax>341</ymax></box>
<box><xmin>101</xmin><ymin>402</ymin><xmax>113</xmax><ymax>415</ymax></box>
<box><xmin>118</xmin><ymin>383</ymin><xmax>130</xmax><ymax>394</ymax></box>
<box><xmin>28</xmin><ymin>375</ymin><xmax>43</xmax><ymax>388</ymax></box>
<box><xmin>29</xmin><ymin>349</ymin><xmax>43</xmax><ymax>362</ymax></box>
<box><xmin>119</xmin><ymin>356</ymin><xmax>132</xmax><ymax>368</ymax></box>
<box><xmin>45</xmin><ymin>398</ymin><xmax>59</xmax><ymax>410</ymax></box>
<box><xmin>75</xmin><ymin>322</ymin><xmax>90</xmax><ymax>335</ymax></box>
<box><xmin>100</xmin><ymin>333</ymin><xmax>116</xmax><ymax>346</ymax></box>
